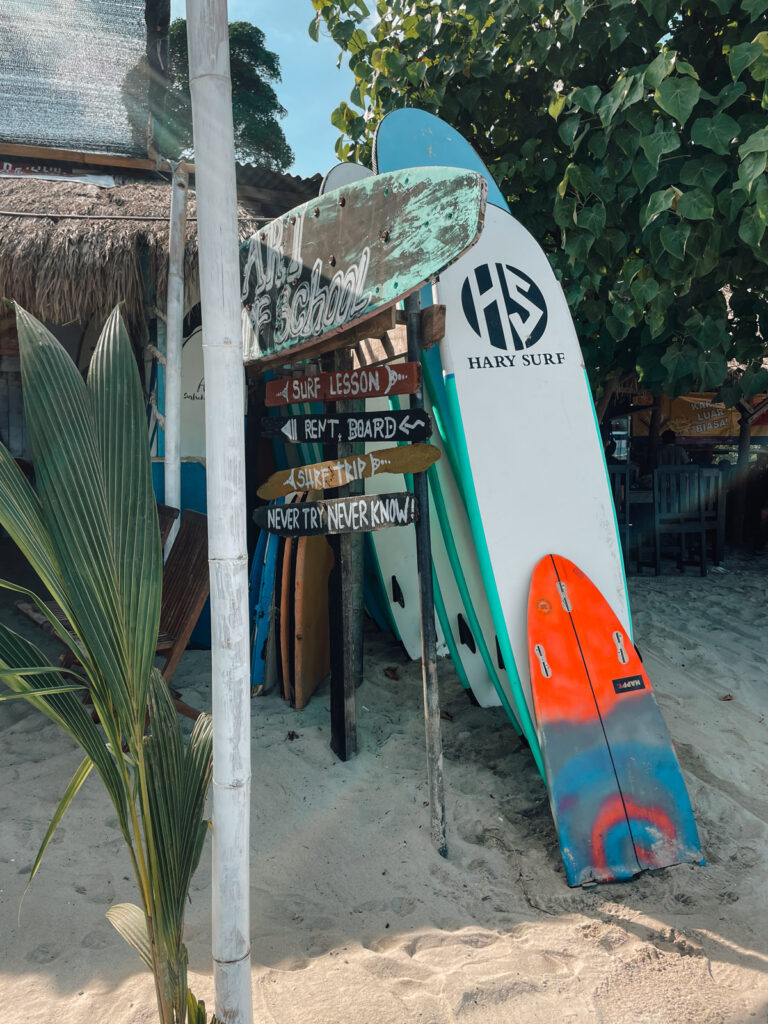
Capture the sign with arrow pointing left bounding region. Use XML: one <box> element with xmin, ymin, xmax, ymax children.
<box><xmin>261</xmin><ymin>408</ymin><xmax>432</xmax><ymax>445</ymax></box>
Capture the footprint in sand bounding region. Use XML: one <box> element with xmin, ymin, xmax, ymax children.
<box><xmin>26</xmin><ymin>944</ymin><xmax>58</xmax><ymax>964</ymax></box>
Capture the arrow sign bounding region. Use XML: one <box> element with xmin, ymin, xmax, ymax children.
<box><xmin>261</xmin><ymin>408</ymin><xmax>432</xmax><ymax>445</ymax></box>
<box><xmin>240</xmin><ymin>167</ymin><xmax>487</xmax><ymax>369</ymax></box>
<box><xmin>254</xmin><ymin>493</ymin><xmax>419</xmax><ymax>536</ymax></box>
<box><xmin>265</xmin><ymin>361</ymin><xmax>420</xmax><ymax>407</ymax></box>
<box><xmin>256</xmin><ymin>443</ymin><xmax>441</xmax><ymax>500</ymax></box>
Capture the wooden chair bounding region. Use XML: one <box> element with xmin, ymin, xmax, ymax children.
<box><xmin>157</xmin><ymin>503</ymin><xmax>180</xmax><ymax>547</ymax></box>
<box><xmin>653</xmin><ymin>466</ymin><xmax>706</xmax><ymax>576</ymax></box>
<box><xmin>16</xmin><ymin>508</ymin><xmax>209</xmax><ymax>719</ymax></box>
<box><xmin>700</xmin><ymin>467</ymin><xmax>726</xmax><ymax>566</ymax></box>
<box><xmin>608</xmin><ymin>463</ymin><xmax>631</xmax><ymax>569</ymax></box>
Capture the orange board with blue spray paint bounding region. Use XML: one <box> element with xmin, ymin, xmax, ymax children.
<box><xmin>528</xmin><ymin>554</ymin><xmax>704</xmax><ymax>886</ymax></box>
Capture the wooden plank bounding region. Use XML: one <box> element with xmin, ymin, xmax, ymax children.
<box><xmin>253</xmin><ymin>493</ymin><xmax>419</xmax><ymax>537</ymax></box>
<box><xmin>240</xmin><ymin>166</ymin><xmax>486</xmax><ymax>366</ymax></box>
<box><xmin>0</xmin><ymin>142</ymin><xmax>159</xmax><ymax>172</ymax></box>
<box><xmin>256</xmin><ymin>443</ymin><xmax>440</xmax><ymax>500</ymax></box>
<box><xmin>421</xmin><ymin>304</ymin><xmax>446</xmax><ymax>350</ymax></box>
<box><xmin>330</xmin><ymin>305</ymin><xmax>397</xmax><ymax>349</ymax></box>
<box><xmin>325</xmin><ymin>345</ymin><xmax>361</xmax><ymax>761</ymax></box>
<box><xmin>265</xmin><ymin>361</ymin><xmax>420</xmax><ymax>407</ymax></box>
<box><xmin>261</xmin><ymin>408</ymin><xmax>432</xmax><ymax>445</ymax></box>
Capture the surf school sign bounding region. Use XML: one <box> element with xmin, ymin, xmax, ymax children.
<box><xmin>240</xmin><ymin>166</ymin><xmax>487</xmax><ymax>368</ymax></box>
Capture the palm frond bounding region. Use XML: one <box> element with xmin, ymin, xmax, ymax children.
<box><xmin>15</xmin><ymin>305</ymin><xmax>134</xmax><ymax>725</ymax></box>
<box><xmin>88</xmin><ymin>308</ymin><xmax>162</xmax><ymax>716</ymax></box>
<box><xmin>0</xmin><ymin>624</ymin><xmax>132</xmax><ymax>844</ymax></box>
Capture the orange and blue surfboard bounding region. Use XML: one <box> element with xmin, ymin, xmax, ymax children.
<box><xmin>528</xmin><ymin>554</ymin><xmax>704</xmax><ymax>886</ymax></box>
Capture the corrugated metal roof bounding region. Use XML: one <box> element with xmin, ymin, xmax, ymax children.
<box><xmin>0</xmin><ymin>0</ymin><xmax>148</xmax><ymax>158</ymax></box>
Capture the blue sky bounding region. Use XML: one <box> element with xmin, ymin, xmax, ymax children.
<box><xmin>170</xmin><ymin>0</ymin><xmax>356</xmax><ymax>178</ymax></box>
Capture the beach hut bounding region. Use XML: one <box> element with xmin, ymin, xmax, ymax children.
<box><xmin>0</xmin><ymin>164</ymin><xmax>320</xmax><ymax>630</ymax></box>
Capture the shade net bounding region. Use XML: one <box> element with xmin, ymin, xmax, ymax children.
<box><xmin>0</xmin><ymin>0</ymin><xmax>149</xmax><ymax>157</ymax></box>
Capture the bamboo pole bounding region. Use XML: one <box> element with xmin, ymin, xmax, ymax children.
<box><xmin>164</xmin><ymin>161</ymin><xmax>188</xmax><ymax>556</ymax></box>
<box><xmin>185</xmin><ymin>4</ymin><xmax>253</xmax><ymax>1023</ymax></box>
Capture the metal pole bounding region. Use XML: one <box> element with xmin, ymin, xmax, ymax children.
<box><xmin>164</xmin><ymin>161</ymin><xmax>188</xmax><ymax>556</ymax></box>
<box><xmin>404</xmin><ymin>292</ymin><xmax>447</xmax><ymax>857</ymax></box>
<box><xmin>185</xmin><ymin>3</ymin><xmax>253</xmax><ymax>1022</ymax></box>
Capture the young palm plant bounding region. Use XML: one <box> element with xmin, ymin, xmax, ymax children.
<box><xmin>0</xmin><ymin>304</ymin><xmax>213</xmax><ymax>1024</ymax></box>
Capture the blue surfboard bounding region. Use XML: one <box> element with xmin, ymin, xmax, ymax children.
<box><xmin>251</xmin><ymin>499</ymin><xmax>283</xmax><ymax>695</ymax></box>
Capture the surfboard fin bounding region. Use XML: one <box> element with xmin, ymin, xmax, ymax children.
<box><xmin>391</xmin><ymin>574</ymin><xmax>405</xmax><ymax>608</ymax></box>
<box><xmin>457</xmin><ymin>613</ymin><xmax>476</xmax><ymax>653</ymax></box>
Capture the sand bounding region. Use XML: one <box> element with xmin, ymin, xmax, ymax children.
<box><xmin>1</xmin><ymin>547</ymin><xmax>767</xmax><ymax>1024</ymax></box>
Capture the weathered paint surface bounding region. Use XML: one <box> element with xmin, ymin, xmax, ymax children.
<box><xmin>253</xmin><ymin>492</ymin><xmax>419</xmax><ymax>536</ymax></box>
<box><xmin>240</xmin><ymin>167</ymin><xmax>486</xmax><ymax>365</ymax></box>
<box><xmin>528</xmin><ymin>554</ymin><xmax>703</xmax><ymax>886</ymax></box>
<box><xmin>256</xmin><ymin>443</ymin><xmax>440</xmax><ymax>500</ymax></box>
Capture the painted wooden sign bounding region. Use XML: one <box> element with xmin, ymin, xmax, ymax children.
<box><xmin>264</xmin><ymin>361</ymin><xmax>420</xmax><ymax>408</ymax></box>
<box><xmin>261</xmin><ymin>408</ymin><xmax>432</xmax><ymax>445</ymax></box>
<box><xmin>254</xmin><ymin>492</ymin><xmax>419</xmax><ymax>536</ymax></box>
<box><xmin>240</xmin><ymin>167</ymin><xmax>487</xmax><ymax>367</ymax></box>
<box><xmin>256</xmin><ymin>443</ymin><xmax>440</xmax><ymax>500</ymax></box>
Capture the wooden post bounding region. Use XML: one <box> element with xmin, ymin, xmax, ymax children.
<box><xmin>404</xmin><ymin>293</ymin><xmax>447</xmax><ymax>857</ymax></box>
<box><xmin>329</xmin><ymin>347</ymin><xmax>362</xmax><ymax>761</ymax></box>
<box><xmin>163</xmin><ymin>161</ymin><xmax>188</xmax><ymax>556</ymax></box>
<box><xmin>734</xmin><ymin>409</ymin><xmax>752</xmax><ymax>545</ymax></box>
<box><xmin>185</xmin><ymin>3</ymin><xmax>254</xmax><ymax>1023</ymax></box>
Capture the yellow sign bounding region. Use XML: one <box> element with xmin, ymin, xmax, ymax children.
<box><xmin>633</xmin><ymin>393</ymin><xmax>768</xmax><ymax>439</ymax></box>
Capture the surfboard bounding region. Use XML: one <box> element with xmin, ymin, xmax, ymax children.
<box><xmin>528</xmin><ymin>554</ymin><xmax>703</xmax><ymax>885</ymax></box>
<box><xmin>279</xmin><ymin>530</ymin><xmax>297</xmax><ymax>703</ymax></box>
<box><xmin>389</xmin><ymin>391</ymin><xmax>501</xmax><ymax>708</ymax></box>
<box><xmin>363</xmin><ymin>395</ymin><xmax>448</xmax><ymax>661</ymax></box>
<box><xmin>250</xmin><ymin>515</ymin><xmax>282</xmax><ymax>696</ymax></box>
<box><xmin>293</xmin><ymin>532</ymin><xmax>334</xmax><ymax>709</ymax></box>
<box><xmin>374</xmin><ymin>109</ymin><xmax>630</xmax><ymax>778</ymax></box>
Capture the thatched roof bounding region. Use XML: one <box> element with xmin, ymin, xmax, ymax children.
<box><xmin>0</xmin><ymin>175</ymin><xmax>263</xmax><ymax>341</ymax></box>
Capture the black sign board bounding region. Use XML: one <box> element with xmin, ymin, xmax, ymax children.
<box><xmin>261</xmin><ymin>409</ymin><xmax>432</xmax><ymax>445</ymax></box>
<box><xmin>254</xmin><ymin>493</ymin><xmax>419</xmax><ymax>537</ymax></box>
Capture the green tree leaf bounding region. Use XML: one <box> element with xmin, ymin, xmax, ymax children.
<box><xmin>655</xmin><ymin>76</ymin><xmax>701</xmax><ymax>124</ymax></box>
<box><xmin>640</xmin><ymin>187</ymin><xmax>677</xmax><ymax>228</ymax></box>
<box><xmin>698</xmin><ymin>350</ymin><xmax>729</xmax><ymax>389</ymax></box>
<box><xmin>646</xmin><ymin>50</ymin><xmax>677</xmax><ymax>89</ymax></box>
<box><xmin>571</xmin><ymin>85</ymin><xmax>601</xmax><ymax>113</ymax></box>
<box><xmin>742</xmin><ymin>0</ymin><xmax>768</xmax><ymax>21</ymax></box>
<box><xmin>639</xmin><ymin>130</ymin><xmax>681</xmax><ymax>168</ymax></box>
<box><xmin>729</xmin><ymin>41</ymin><xmax>763</xmax><ymax>81</ymax></box>
<box><xmin>739</xmin><ymin>203</ymin><xmax>767</xmax><ymax>244</ymax></box>
<box><xmin>739</xmin><ymin>127</ymin><xmax>768</xmax><ymax>159</ymax></box>
<box><xmin>678</xmin><ymin>188</ymin><xmax>715</xmax><ymax>219</ymax></box>
<box><xmin>691</xmin><ymin>113</ymin><xmax>740</xmax><ymax>154</ymax></box>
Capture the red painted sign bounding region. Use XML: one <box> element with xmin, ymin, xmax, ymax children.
<box><xmin>265</xmin><ymin>362</ymin><xmax>421</xmax><ymax>407</ymax></box>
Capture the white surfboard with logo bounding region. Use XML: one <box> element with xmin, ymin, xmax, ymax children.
<box><xmin>437</xmin><ymin>202</ymin><xmax>630</xmax><ymax>720</ymax></box>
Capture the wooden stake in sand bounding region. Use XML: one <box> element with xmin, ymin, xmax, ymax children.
<box><xmin>186</xmin><ymin>3</ymin><xmax>253</xmax><ymax>1022</ymax></box>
